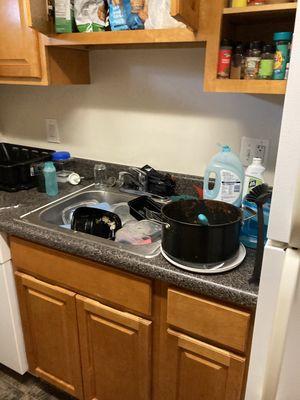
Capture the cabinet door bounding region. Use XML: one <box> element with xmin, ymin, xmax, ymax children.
<box><xmin>0</xmin><ymin>0</ymin><xmax>41</xmax><ymax>78</ymax></box>
<box><xmin>76</xmin><ymin>295</ymin><xmax>152</xmax><ymax>400</ymax></box>
<box><xmin>15</xmin><ymin>272</ymin><xmax>83</xmax><ymax>399</ymax></box>
<box><xmin>167</xmin><ymin>329</ymin><xmax>246</xmax><ymax>400</ymax></box>
<box><xmin>170</xmin><ymin>0</ymin><xmax>200</xmax><ymax>31</ymax></box>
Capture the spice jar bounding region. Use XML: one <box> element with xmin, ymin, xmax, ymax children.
<box><xmin>230</xmin><ymin>43</ymin><xmax>244</xmax><ymax>79</ymax></box>
<box><xmin>273</xmin><ymin>32</ymin><xmax>293</xmax><ymax>80</ymax></box>
<box><xmin>217</xmin><ymin>39</ymin><xmax>233</xmax><ymax>79</ymax></box>
<box><xmin>231</xmin><ymin>0</ymin><xmax>247</xmax><ymax>6</ymax></box>
<box><xmin>244</xmin><ymin>41</ymin><xmax>262</xmax><ymax>80</ymax></box>
<box><xmin>258</xmin><ymin>44</ymin><xmax>275</xmax><ymax>80</ymax></box>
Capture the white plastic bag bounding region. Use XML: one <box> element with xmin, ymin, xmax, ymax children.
<box><xmin>144</xmin><ymin>0</ymin><xmax>186</xmax><ymax>29</ymax></box>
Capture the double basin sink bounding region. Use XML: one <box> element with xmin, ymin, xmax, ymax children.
<box><xmin>20</xmin><ymin>186</ymin><xmax>161</xmax><ymax>258</ymax></box>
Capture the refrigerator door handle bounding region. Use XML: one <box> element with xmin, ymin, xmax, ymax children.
<box><xmin>262</xmin><ymin>248</ymin><xmax>300</xmax><ymax>400</ymax></box>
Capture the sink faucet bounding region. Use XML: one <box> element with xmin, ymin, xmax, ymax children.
<box><xmin>118</xmin><ymin>167</ymin><xmax>148</xmax><ymax>192</ymax></box>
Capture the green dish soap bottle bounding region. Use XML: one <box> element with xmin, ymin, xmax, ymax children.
<box><xmin>204</xmin><ymin>145</ymin><xmax>244</xmax><ymax>208</ymax></box>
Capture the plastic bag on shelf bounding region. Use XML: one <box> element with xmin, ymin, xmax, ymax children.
<box><xmin>107</xmin><ymin>0</ymin><xmax>129</xmax><ymax>30</ymax></box>
<box><xmin>144</xmin><ymin>0</ymin><xmax>186</xmax><ymax>30</ymax></box>
<box><xmin>126</xmin><ymin>0</ymin><xmax>148</xmax><ymax>30</ymax></box>
<box><xmin>74</xmin><ymin>0</ymin><xmax>107</xmax><ymax>32</ymax></box>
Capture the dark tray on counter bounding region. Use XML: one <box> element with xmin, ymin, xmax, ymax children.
<box><xmin>0</xmin><ymin>143</ymin><xmax>54</xmax><ymax>192</ymax></box>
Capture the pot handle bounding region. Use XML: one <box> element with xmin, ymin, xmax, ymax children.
<box><xmin>242</xmin><ymin>206</ymin><xmax>257</xmax><ymax>222</ymax></box>
<box><xmin>147</xmin><ymin>219</ymin><xmax>171</xmax><ymax>229</ymax></box>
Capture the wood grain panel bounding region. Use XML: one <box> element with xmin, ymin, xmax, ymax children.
<box><xmin>76</xmin><ymin>295</ymin><xmax>152</xmax><ymax>400</ymax></box>
<box><xmin>15</xmin><ymin>272</ymin><xmax>83</xmax><ymax>399</ymax></box>
<box><xmin>11</xmin><ymin>237</ymin><xmax>152</xmax><ymax>316</ymax></box>
<box><xmin>0</xmin><ymin>0</ymin><xmax>41</xmax><ymax>78</ymax></box>
<box><xmin>167</xmin><ymin>329</ymin><xmax>246</xmax><ymax>400</ymax></box>
<box><xmin>171</xmin><ymin>0</ymin><xmax>200</xmax><ymax>31</ymax></box>
<box><xmin>167</xmin><ymin>288</ymin><xmax>251</xmax><ymax>352</ymax></box>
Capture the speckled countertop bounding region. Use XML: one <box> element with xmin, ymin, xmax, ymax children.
<box><xmin>0</xmin><ymin>159</ymin><xmax>259</xmax><ymax>308</ymax></box>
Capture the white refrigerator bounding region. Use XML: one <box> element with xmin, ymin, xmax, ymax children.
<box><xmin>245</xmin><ymin>6</ymin><xmax>300</xmax><ymax>400</ymax></box>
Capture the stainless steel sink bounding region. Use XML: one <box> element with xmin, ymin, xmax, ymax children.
<box><xmin>20</xmin><ymin>185</ymin><xmax>161</xmax><ymax>258</ymax></box>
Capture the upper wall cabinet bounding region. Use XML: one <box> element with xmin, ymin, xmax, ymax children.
<box><xmin>27</xmin><ymin>0</ymin><xmax>204</xmax><ymax>47</ymax></box>
<box><xmin>0</xmin><ymin>0</ymin><xmax>42</xmax><ymax>79</ymax></box>
<box><xmin>0</xmin><ymin>0</ymin><xmax>90</xmax><ymax>85</ymax></box>
<box><xmin>204</xmin><ymin>0</ymin><xmax>297</xmax><ymax>95</ymax></box>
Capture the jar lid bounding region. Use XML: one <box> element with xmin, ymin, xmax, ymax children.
<box><xmin>220</xmin><ymin>38</ymin><xmax>233</xmax><ymax>48</ymax></box>
<box><xmin>262</xmin><ymin>43</ymin><xmax>275</xmax><ymax>53</ymax></box>
<box><xmin>249</xmin><ymin>41</ymin><xmax>262</xmax><ymax>50</ymax></box>
<box><xmin>273</xmin><ymin>32</ymin><xmax>293</xmax><ymax>41</ymax></box>
<box><xmin>52</xmin><ymin>151</ymin><xmax>71</xmax><ymax>161</ymax></box>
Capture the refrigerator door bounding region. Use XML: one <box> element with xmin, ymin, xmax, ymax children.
<box><xmin>267</xmin><ymin>6</ymin><xmax>300</xmax><ymax>246</ymax></box>
<box><xmin>0</xmin><ymin>260</ymin><xmax>28</xmax><ymax>374</ymax></box>
<box><xmin>245</xmin><ymin>243</ymin><xmax>300</xmax><ymax>400</ymax></box>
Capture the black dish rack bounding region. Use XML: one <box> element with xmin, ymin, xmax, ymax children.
<box><xmin>0</xmin><ymin>143</ymin><xmax>54</xmax><ymax>192</ymax></box>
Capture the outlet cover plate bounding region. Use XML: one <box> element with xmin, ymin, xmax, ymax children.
<box><xmin>240</xmin><ymin>136</ymin><xmax>269</xmax><ymax>166</ymax></box>
<box><xmin>46</xmin><ymin>119</ymin><xmax>60</xmax><ymax>143</ymax></box>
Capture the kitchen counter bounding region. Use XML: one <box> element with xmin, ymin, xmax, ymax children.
<box><xmin>0</xmin><ymin>184</ymin><xmax>258</xmax><ymax>308</ymax></box>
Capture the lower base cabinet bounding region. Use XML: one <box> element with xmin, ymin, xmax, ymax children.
<box><xmin>166</xmin><ymin>329</ymin><xmax>246</xmax><ymax>400</ymax></box>
<box><xmin>76</xmin><ymin>295</ymin><xmax>152</xmax><ymax>400</ymax></box>
<box><xmin>12</xmin><ymin>238</ymin><xmax>252</xmax><ymax>400</ymax></box>
<box><xmin>15</xmin><ymin>272</ymin><xmax>83</xmax><ymax>399</ymax></box>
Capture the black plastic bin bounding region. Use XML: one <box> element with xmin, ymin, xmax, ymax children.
<box><xmin>0</xmin><ymin>143</ymin><xmax>54</xmax><ymax>192</ymax></box>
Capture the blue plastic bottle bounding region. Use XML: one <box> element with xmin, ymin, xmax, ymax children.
<box><xmin>43</xmin><ymin>161</ymin><xmax>58</xmax><ymax>196</ymax></box>
<box><xmin>204</xmin><ymin>145</ymin><xmax>244</xmax><ymax>207</ymax></box>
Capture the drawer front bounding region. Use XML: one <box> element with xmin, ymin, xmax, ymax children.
<box><xmin>11</xmin><ymin>237</ymin><xmax>152</xmax><ymax>316</ymax></box>
<box><xmin>167</xmin><ymin>289</ymin><xmax>251</xmax><ymax>353</ymax></box>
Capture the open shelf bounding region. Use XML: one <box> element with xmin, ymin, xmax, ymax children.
<box><xmin>46</xmin><ymin>28</ymin><xmax>203</xmax><ymax>48</ymax></box>
<box><xmin>224</xmin><ymin>2</ymin><xmax>297</xmax><ymax>15</ymax></box>
<box><xmin>208</xmin><ymin>79</ymin><xmax>287</xmax><ymax>95</ymax></box>
<box><xmin>223</xmin><ymin>2</ymin><xmax>297</xmax><ymax>23</ymax></box>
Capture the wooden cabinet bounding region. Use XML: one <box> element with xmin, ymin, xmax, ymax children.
<box><xmin>12</xmin><ymin>238</ymin><xmax>252</xmax><ymax>400</ymax></box>
<box><xmin>0</xmin><ymin>0</ymin><xmax>90</xmax><ymax>85</ymax></box>
<box><xmin>15</xmin><ymin>272</ymin><xmax>83</xmax><ymax>399</ymax></box>
<box><xmin>203</xmin><ymin>0</ymin><xmax>297</xmax><ymax>94</ymax></box>
<box><xmin>171</xmin><ymin>0</ymin><xmax>200</xmax><ymax>31</ymax></box>
<box><xmin>166</xmin><ymin>329</ymin><xmax>246</xmax><ymax>400</ymax></box>
<box><xmin>25</xmin><ymin>0</ymin><xmax>204</xmax><ymax>47</ymax></box>
<box><xmin>0</xmin><ymin>0</ymin><xmax>42</xmax><ymax>79</ymax></box>
<box><xmin>76</xmin><ymin>295</ymin><xmax>152</xmax><ymax>400</ymax></box>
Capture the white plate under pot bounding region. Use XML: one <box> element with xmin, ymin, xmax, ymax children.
<box><xmin>161</xmin><ymin>244</ymin><xmax>246</xmax><ymax>274</ymax></box>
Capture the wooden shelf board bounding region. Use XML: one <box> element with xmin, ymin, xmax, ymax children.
<box><xmin>206</xmin><ymin>79</ymin><xmax>287</xmax><ymax>95</ymax></box>
<box><xmin>223</xmin><ymin>2</ymin><xmax>297</xmax><ymax>15</ymax></box>
<box><xmin>45</xmin><ymin>28</ymin><xmax>204</xmax><ymax>47</ymax></box>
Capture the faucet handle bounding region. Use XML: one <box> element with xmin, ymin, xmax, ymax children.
<box><xmin>130</xmin><ymin>167</ymin><xmax>148</xmax><ymax>191</ymax></box>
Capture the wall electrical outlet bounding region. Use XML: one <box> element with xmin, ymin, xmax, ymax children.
<box><xmin>240</xmin><ymin>136</ymin><xmax>269</xmax><ymax>166</ymax></box>
<box><xmin>46</xmin><ymin>119</ymin><xmax>60</xmax><ymax>143</ymax></box>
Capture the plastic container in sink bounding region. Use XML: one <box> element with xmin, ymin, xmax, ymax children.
<box><xmin>128</xmin><ymin>196</ymin><xmax>162</xmax><ymax>221</ymax></box>
<box><xmin>71</xmin><ymin>207</ymin><xmax>122</xmax><ymax>240</ymax></box>
<box><xmin>115</xmin><ymin>220</ymin><xmax>161</xmax><ymax>245</ymax></box>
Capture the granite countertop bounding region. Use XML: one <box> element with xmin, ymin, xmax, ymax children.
<box><xmin>0</xmin><ymin>160</ymin><xmax>259</xmax><ymax>308</ymax></box>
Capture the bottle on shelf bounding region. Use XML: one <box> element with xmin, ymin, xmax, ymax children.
<box><xmin>217</xmin><ymin>39</ymin><xmax>233</xmax><ymax>79</ymax></box>
<box><xmin>244</xmin><ymin>41</ymin><xmax>262</xmax><ymax>80</ymax></box>
<box><xmin>273</xmin><ymin>32</ymin><xmax>293</xmax><ymax>80</ymax></box>
<box><xmin>230</xmin><ymin>42</ymin><xmax>245</xmax><ymax>79</ymax></box>
<box><xmin>258</xmin><ymin>44</ymin><xmax>275</xmax><ymax>80</ymax></box>
<box><xmin>231</xmin><ymin>0</ymin><xmax>247</xmax><ymax>6</ymax></box>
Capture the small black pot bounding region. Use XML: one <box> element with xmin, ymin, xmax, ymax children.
<box><xmin>161</xmin><ymin>199</ymin><xmax>243</xmax><ymax>264</ymax></box>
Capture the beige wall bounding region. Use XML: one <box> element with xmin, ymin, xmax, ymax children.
<box><xmin>0</xmin><ymin>48</ymin><xmax>284</xmax><ymax>183</ymax></box>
